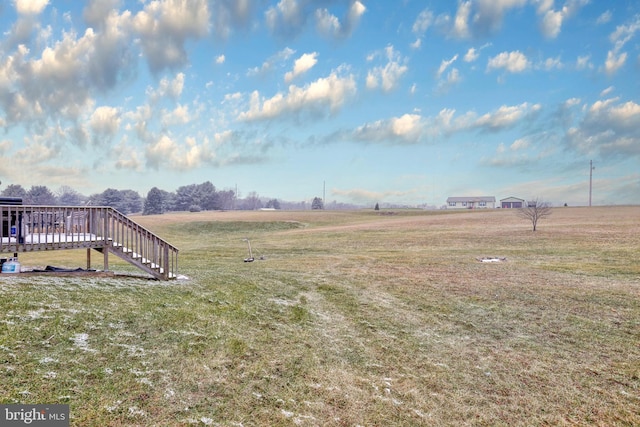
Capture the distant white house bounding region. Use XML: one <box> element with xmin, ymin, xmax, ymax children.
<box><xmin>500</xmin><ymin>197</ymin><xmax>525</xmax><ymax>209</ymax></box>
<box><xmin>446</xmin><ymin>196</ymin><xmax>496</xmax><ymax>209</ymax></box>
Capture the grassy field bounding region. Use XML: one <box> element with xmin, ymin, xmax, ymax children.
<box><xmin>1</xmin><ymin>206</ymin><xmax>639</xmax><ymax>426</ymax></box>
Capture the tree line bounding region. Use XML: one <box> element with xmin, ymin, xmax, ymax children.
<box><xmin>0</xmin><ymin>184</ymin><xmax>144</xmax><ymax>214</ymax></box>
<box><xmin>0</xmin><ymin>182</ymin><xmax>301</xmax><ymax>215</ymax></box>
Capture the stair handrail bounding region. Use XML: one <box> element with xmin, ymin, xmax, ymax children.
<box><xmin>0</xmin><ymin>204</ymin><xmax>178</xmax><ymax>280</ymax></box>
<box><xmin>103</xmin><ymin>208</ymin><xmax>179</xmax><ymax>280</ymax></box>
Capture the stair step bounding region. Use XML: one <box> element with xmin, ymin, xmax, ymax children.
<box><xmin>109</xmin><ymin>233</ymin><xmax>177</xmax><ymax>280</ymax></box>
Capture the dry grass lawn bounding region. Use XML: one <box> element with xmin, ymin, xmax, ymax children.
<box><xmin>1</xmin><ymin>206</ymin><xmax>639</xmax><ymax>426</ymax></box>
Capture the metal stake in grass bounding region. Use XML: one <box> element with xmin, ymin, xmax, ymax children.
<box><xmin>243</xmin><ymin>238</ymin><xmax>254</xmax><ymax>262</ymax></box>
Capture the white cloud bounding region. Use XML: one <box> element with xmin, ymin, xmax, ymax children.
<box><xmin>284</xmin><ymin>52</ymin><xmax>318</xmax><ymax>83</ymax></box>
<box><xmin>463</xmin><ymin>43</ymin><xmax>491</xmax><ymax>62</ymax></box>
<box><xmin>352</xmin><ymin>113</ymin><xmax>424</xmax><ymax>144</ymax></box>
<box><xmin>114</xmin><ymin>140</ymin><xmax>143</xmax><ymax>171</ymax></box>
<box><xmin>596</xmin><ymin>10</ymin><xmax>612</xmax><ymax>25</ymax></box>
<box><xmin>391</xmin><ymin>114</ymin><xmax>422</xmax><ymax>138</ymax></box>
<box><xmin>161</xmin><ymin>103</ymin><xmax>191</xmax><ymax>127</ymax></box>
<box><xmin>533</xmin><ymin>0</ymin><xmax>554</xmax><ymax>15</ymax></box>
<box><xmin>265</xmin><ymin>0</ymin><xmax>303</xmax><ymax>36</ymax></box>
<box><xmin>14</xmin><ymin>0</ymin><xmax>49</xmax><ymax>15</ymax></box>
<box><xmin>535</xmin><ymin>0</ymin><xmax>589</xmax><ymax>38</ymax></box>
<box><xmin>132</xmin><ymin>0</ymin><xmax>210</xmax><ymax>73</ymax></box>
<box><xmin>441</xmin><ymin>0</ymin><xmax>537</xmax><ymax>39</ymax></box>
<box><xmin>412</xmin><ymin>9</ymin><xmax>434</xmax><ymax>35</ymax></box>
<box><xmin>603</xmin><ymin>15</ymin><xmax>640</xmax><ymax>74</ymax></box>
<box><xmin>157</xmin><ymin>73</ymin><xmax>185</xmax><ymax>100</ymax></box>
<box><xmin>453</xmin><ymin>0</ymin><xmax>586</xmax><ymax>40</ymax></box>
<box><xmin>410</xmin><ymin>8</ymin><xmax>433</xmax><ymax>49</ymax></box>
<box><xmin>209</xmin><ymin>0</ymin><xmax>256</xmax><ymax>39</ymax></box>
<box><xmin>247</xmin><ymin>47</ymin><xmax>295</xmax><ymax>77</ymax></box>
<box><xmin>604</xmin><ymin>50</ymin><xmax>627</xmax><ymax>75</ymax></box>
<box><xmin>437</xmin><ymin>54</ymin><xmax>458</xmax><ymax>78</ymax></box>
<box><xmin>349</xmin><ymin>102</ymin><xmax>543</xmax><ymax>146</ymax></box>
<box><xmin>436</xmin><ymin>55</ymin><xmax>461</xmax><ymax>92</ymax></box>
<box><xmin>3</xmin><ymin>28</ymin><xmax>103</xmax><ymax>128</ymax></box>
<box><xmin>451</xmin><ymin>1</ymin><xmax>472</xmax><ymax>38</ymax></box>
<box><xmin>565</xmin><ymin>98</ymin><xmax>640</xmax><ymax>158</ymax></box>
<box><xmin>474</xmin><ymin>102</ymin><xmax>541</xmax><ymax>130</ymax></box>
<box><xmin>446</xmin><ymin>68</ymin><xmax>460</xmax><ymax>85</ymax></box>
<box><xmin>510</xmin><ymin>137</ymin><xmax>529</xmax><ymax>150</ymax></box>
<box><xmin>366</xmin><ymin>46</ymin><xmax>408</xmax><ymax>92</ymax></box>
<box><xmin>487</xmin><ymin>51</ymin><xmax>530</xmax><ymax>73</ymax></box>
<box><xmin>215</xmin><ymin>55</ymin><xmax>225</xmax><ymax>64</ymax></box>
<box><xmin>450</xmin><ymin>0</ymin><xmax>528</xmax><ymax>38</ymax></box>
<box><xmin>564</xmin><ymin>97</ymin><xmax>582</xmax><ymax>108</ymax></box>
<box><xmin>589</xmin><ymin>99</ymin><xmax>640</xmax><ymax>128</ymax></box>
<box><xmin>464</xmin><ymin>48</ymin><xmax>479</xmax><ymax>62</ymax></box>
<box><xmin>609</xmin><ymin>14</ymin><xmax>640</xmax><ymax>51</ymax></box>
<box><xmin>267</xmin><ymin>0</ymin><xmax>365</xmax><ymax>40</ymax></box>
<box><xmin>145</xmin><ymin>135</ymin><xmax>217</xmax><ymax>171</ymax></box>
<box><xmin>315</xmin><ymin>8</ymin><xmax>340</xmax><ymax>38</ymax></box>
<box><xmin>600</xmin><ymin>86</ymin><xmax>615</xmax><ymax>97</ymax></box>
<box><xmin>540</xmin><ymin>56</ymin><xmax>563</xmax><ymax>70</ymax></box>
<box><xmin>576</xmin><ymin>54</ymin><xmax>593</xmax><ymax>70</ymax></box>
<box><xmin>239</xmin><ymin>70</ymin><xmax>357</xmax><ymax>121</ymax></box>
<box><xmin>540</xmin><ymin>9</ymin><xmax>563</xmax><ymax>38</ymax></box>
<box><xmin>90</xmin><ymin>106</ymin><xmax>120</xmax><ymax>136</ymax></box>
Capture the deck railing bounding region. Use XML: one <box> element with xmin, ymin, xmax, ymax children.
<box><xmin>0</xmin><ymin>205</ymin><xmax>178</xmax><ymax>280</ymax></box>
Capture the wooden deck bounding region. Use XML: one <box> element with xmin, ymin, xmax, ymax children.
<box><xmin>0</xmin><ymin>205</ymin><xmax>178</xmax><ymax>280</ymax></box>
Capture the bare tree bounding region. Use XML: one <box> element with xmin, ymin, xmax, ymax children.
<box><xmin>517</xmin><ymin>198</ymin><xmax>552</xmax><ymax>231</ymax></box>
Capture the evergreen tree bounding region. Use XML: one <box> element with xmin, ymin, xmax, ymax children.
<box><xmin>57</xmin><ymin>186</ymin><xmax>85</xmax><ymax>205</ymax></box>
<box><xmin>26</xmin><ymin>185</ymin><xmax>57</xmax><ymax>205</ymax></box>
<box><xmin>121</xmin><ymin>189</ymin><xmax>143</xmax><ymax>214</ymax></box>
<box><xmin>311</xmin><ymin>197</ymin><xmax>324</xmax><ymax>210</ymax></box>
<box><xmin>195</xmin><ymin>181</ymin><xmax>219</xmax><ymax>210</ymax></box>
<box><xmin>143</xmin><ymin>187</ymin><xmax>166</xmax><ymax>215</ymax></box>
<box><xmin>90</xmin><ymin>188</ymin><xmax>141</xmax><ymax>214</ymax></box>
<box><xmin>1</xmin><ymin>184</ymin><xmax>27</xmax><ymax>200</ymax></box>
<box><xmin>266</xmin><ymin>199</ymin><xmax>281</xmax><ymax>209</ymax></box>
<box><xmin>175</xmin><ymin>184</ymin><xmax>198</xmax><ymax>211</ymax></box>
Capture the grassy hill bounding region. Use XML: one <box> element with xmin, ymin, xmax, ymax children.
<box><xmin>2</xmin><ymin>206</ymin><xmax>639</xmax><ymax>425</ymax></box>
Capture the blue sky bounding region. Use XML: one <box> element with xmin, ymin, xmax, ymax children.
<box><xmin>0</xmin><ymin>0</ymin><xmax>638</xmax><ymax>207</ymax></box>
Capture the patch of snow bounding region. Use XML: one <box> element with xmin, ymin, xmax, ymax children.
<box><xmin>137</xmin><ymin>377</ymin><xmax>153</xmax><ymax>386</ymax></box>
<box><xmin>116</xmin><ymin>344</ymin><xmax>146</xmax><ymax>357</ymax></box>
<box><xmin>70</xmin><ymin>333</ymin><xmax>96</xmax><ymax>352</ymax></box>
<box><xmin>477</xmin><ymin>256</ymin><xmax>507</xmax><ymax>263</ymax></box>
<box><xmin>105</xmin><ymin>400</ymin><xmax>123</xmax><ymax>413</ymax></box>
<box><xmin>270</xmin><ymin>298</ymin><xmax>295</xmax><ymax>306</ymax></box>
<box><xmin>127</xmin><ymin>406</ymin><xmax>146</xmax><ymax>418</ymax></box>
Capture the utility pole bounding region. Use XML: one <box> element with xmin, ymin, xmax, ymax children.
<box><xmin>323</xmin><ymin>180</ymin><xmax>325</xmax><ymax>208</ymax></box>
<box><xmin>589</xmin><ymin>160</ymin><xmax>595</xmax><ymax>207</ymax></box>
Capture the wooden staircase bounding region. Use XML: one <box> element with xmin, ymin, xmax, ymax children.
<box><xmin>0</xmin><ymin>205</ymin><xmax>178</xmax><ymax>280</ymax></box>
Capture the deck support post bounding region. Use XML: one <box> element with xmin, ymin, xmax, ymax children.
<box><xmin>86</xmin><ymin>248</ymin><xmax>91</xmax><ymax>270</ymax></box>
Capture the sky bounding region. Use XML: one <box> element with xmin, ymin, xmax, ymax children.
<box><xmin>0</xmin><ymin>0</ymin><xmax>639</xmax><ymax>208</ymax></box>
